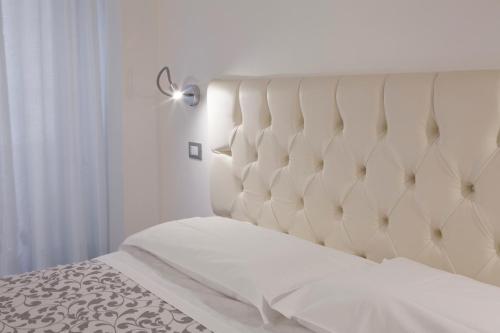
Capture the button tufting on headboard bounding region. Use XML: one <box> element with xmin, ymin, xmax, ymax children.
<box><xmin>208</xmin><ymin>70</ymin><xmax>500</xmax><ymax>287</ymax></box>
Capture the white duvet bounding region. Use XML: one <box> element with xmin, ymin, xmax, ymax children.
<box><xmin>273</xmin><ymin>258</ymin><xmax>500</xmax><ymax>333</ymax></box>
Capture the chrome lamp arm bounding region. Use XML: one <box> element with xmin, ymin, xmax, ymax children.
<box><xmin>156</xmin><ymin>66</ymin><xmax>200</xmax><ymax>107</ymax></box>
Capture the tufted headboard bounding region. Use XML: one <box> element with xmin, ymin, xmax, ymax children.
<box><xmin>207</xmin><ymin>70</ymin><xmax>500</xmax><ymax>287</ymax></box>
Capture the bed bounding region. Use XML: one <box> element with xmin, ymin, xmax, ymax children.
<box><xmin>2</xmin><ymin>70</ymin><xmax>500</xmax><ymax>333</ymax></box>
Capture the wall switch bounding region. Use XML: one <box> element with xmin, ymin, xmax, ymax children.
<box><xmin>188</xmin><ymin>142</ymin><xmax>202</xmax><ymax>160</ymax></box>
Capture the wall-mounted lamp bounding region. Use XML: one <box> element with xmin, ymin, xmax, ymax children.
<box><xmin>156</xmin><ymin>66</ymin><xmax>200</xmax><ymax>107</ymax></box>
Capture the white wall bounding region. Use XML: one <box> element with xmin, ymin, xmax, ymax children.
<box><xmin>156</xmin><ymin>0</ymin><xmax>500</xmax><ymax>222</ymax></box>
<box><xmin>121</xmin><ymin>0</ymin><xmax>162</xmax><ymax>235</ymax></box>
<box><xmin>117</xmin><ymin>0</ymin><xmax>500</xmax><ymax>234</ymax></box>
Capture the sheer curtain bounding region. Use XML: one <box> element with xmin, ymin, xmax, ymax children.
<box><xmin>0</xmin><ymin>0</ymin><xmax>123</xmax><ymax>275</ymax></box>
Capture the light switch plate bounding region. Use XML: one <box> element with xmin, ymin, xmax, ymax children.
<box><xmin>188</xmin><ymin>142</ymin><xmax>202</xmax><ymax>160</ymax></box>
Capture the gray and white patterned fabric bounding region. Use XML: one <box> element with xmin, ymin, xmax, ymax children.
<box><xmin>0</xmin><ymin>260</ymin><xmax>212</xmax><ymax>333</ymax></box>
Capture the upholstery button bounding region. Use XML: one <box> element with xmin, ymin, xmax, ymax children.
<box><xmin>358</xmin><ymin>252</ymin><xmax>367</xmax><ymax>259</ymax></box>
<box><xmin>298</xmin><ymin>116</ymin><xmax>304</xmax><ymax>129</ymax></box>
<box><xmin>427</xmin><ymin>118</ymin><xmax>440</xmax><ymax>142</ymax></box>
<box><xmin>337</xmin><ymin>119</ymin><xmax>344</xmax><ymax>132</ymax></box>
<box><xmin>461</xmin><ymin>182</ymin><xmax>475</xmax><ymax>198</ymax></box>
<box><xmin>317</xmin><ymin>159</ymin><xmax>324</xmax><ymax>171</ymax></box>
<box><xmin>358</xmin><ymin>165</ymin><xmax>367</xmax><ymax>179</ymax></box>
<box><xmin>317</xmin><ymin>240</ymin><xmax>325</xmax><ymax>246</ymax></box>
<box><xmin>283</xmin><ymin>154</ymin><xmax>290</xmax><ymax>165</ymax></box>
<box><xmin>380</xmin><ymin>215</ymin><xmax>389</xmax><ymax>229</ymax></box>
<box><xmin>298</xmin><ymin>197</ymin><xmax>304</xmax><ymax>208</ymax></box>
<box><xmin>380</xmin><ymin>121</ymin><xmax>388</xmax><ymax>137</ymax></box>
<box><xmin>431</xmin><ymin>122</ymin><xmax>440</xmax><ymax>138</ymax></box>
<box><xmin>266</xmin><ymin>190</ymin><xmax>272</xmax><ymax>200</ymax></box>
<box><xmin>432</xmin><ymin>228</ymin><xmax>443</xmax><ymax>242</ymax></box>
<box><xmin>336</xmin><ymin>205</ymin><xmax>344</xmax><ymax>217</ymax></box>
<box><xmin>407</xmin><ymin>172</ymin><xmax>416</xmax><ymax>186</ymax></box>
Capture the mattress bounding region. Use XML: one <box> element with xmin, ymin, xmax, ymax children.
<box><xmin>0</xmin><ymin>246</ymin><xmax>310</xmax><ymax>333</ymax></box>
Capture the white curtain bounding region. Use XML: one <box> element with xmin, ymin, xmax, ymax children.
<box><xmin>0</xmin><ymin>0</ymin><xmax>123</xmax><ymax>276</ymax></box>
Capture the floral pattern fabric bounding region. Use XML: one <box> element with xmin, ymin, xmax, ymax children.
<box><xmin>0</xmin><ymin>260</ymin><xmax>212</xmax><ymax>333</ymax></box>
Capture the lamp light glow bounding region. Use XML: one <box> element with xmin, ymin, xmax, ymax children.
<box><xmin>156</xmin><ymin>66</ymin><xmax>200</xmax><ymax>107</ymax></box>
<box><xmin>172</xmin><ymin>90</ymin><xmax>183</xmax><ymax>100</ymax></box>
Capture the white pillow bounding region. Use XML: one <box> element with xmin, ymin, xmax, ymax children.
<box><xmin>273</xmin><ymin>257</ymin><xmax>500</xmax><ymax>333</ymax></box>
<box><xmin>121</xmin><ymin>216</ymin><xmax>372</xmax><ymax>323</ymax></box>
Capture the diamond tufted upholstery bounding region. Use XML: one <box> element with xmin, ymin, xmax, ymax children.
<box><xmin>208</xmin><ymin>71</ymin><xmax>500</xmax><ymax>287</ymax></box>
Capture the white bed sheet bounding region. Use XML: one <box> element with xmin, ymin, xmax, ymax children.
<box><xmin>98</xmin><ymin>248</ymin><xmax>311</xmax><ymax>333</ymax></box>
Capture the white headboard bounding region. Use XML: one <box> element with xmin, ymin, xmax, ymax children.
<box><xmin>208</xmin><ymin>70</ymin><xmax>500</xmax><ymax>287</ymax></box>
